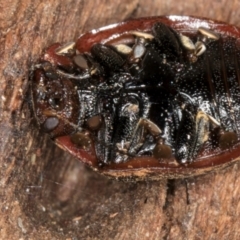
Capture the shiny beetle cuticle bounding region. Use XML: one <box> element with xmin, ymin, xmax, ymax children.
<box><xmin>31</xmin><ymin>16</ymin><xmax>240</xmax><ymax>180</ymax></box>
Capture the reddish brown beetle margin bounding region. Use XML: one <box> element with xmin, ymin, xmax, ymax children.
<box><xmin>31</xmin><ymin>16</ymin><xmax>240</xmax><ymax>180</ymax></box>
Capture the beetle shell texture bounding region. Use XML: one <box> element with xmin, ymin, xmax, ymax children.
<box><xmin>31</xmin><ymin>16</ymin><xmax>240</xmax><ymax>180</ymax></box>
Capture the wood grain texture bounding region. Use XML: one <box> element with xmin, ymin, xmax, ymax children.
<box><xmin>1</xmin><ymin>0</ymin><xmax>240</xmax><ymax>239</ymax></box>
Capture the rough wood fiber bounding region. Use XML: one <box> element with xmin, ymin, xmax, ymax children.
<box><xmin>1</xmin><ymin>0</ymin><xmax>240</xmax><ymax>239</ymax></box>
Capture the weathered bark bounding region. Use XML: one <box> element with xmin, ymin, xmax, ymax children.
<box><xmin>1</xmin><ymin>0</ymin><xmax>240</xmax><ymax>239</ymax></box>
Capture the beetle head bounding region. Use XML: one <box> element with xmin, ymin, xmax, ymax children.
<box><xmin>31</xmin><ymin>64</ymin><xmax>79</xmax><ymax>138</ymax></box>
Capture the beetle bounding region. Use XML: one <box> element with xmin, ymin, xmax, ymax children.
<box><xmin>31</xmin><ymin>16</ymin><xmax>240</xmax><ymax>180</ymax></box>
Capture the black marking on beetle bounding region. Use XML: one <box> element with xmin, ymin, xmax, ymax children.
<box><xmin>31</xmin><ymin>20</ymin><xmax>240</xmax><ymax>168</ymax></box>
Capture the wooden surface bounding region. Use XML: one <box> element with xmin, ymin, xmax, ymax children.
<box><xmin>1</xmin><ymin>0</ymin><xmax>240</xmax><ymax>239</ymax></box>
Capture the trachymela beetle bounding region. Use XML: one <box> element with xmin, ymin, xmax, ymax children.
<box><xmin>31</xmin><ymin>16</ymin><xmax>240</xmax><ymax>180</ymax></box>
